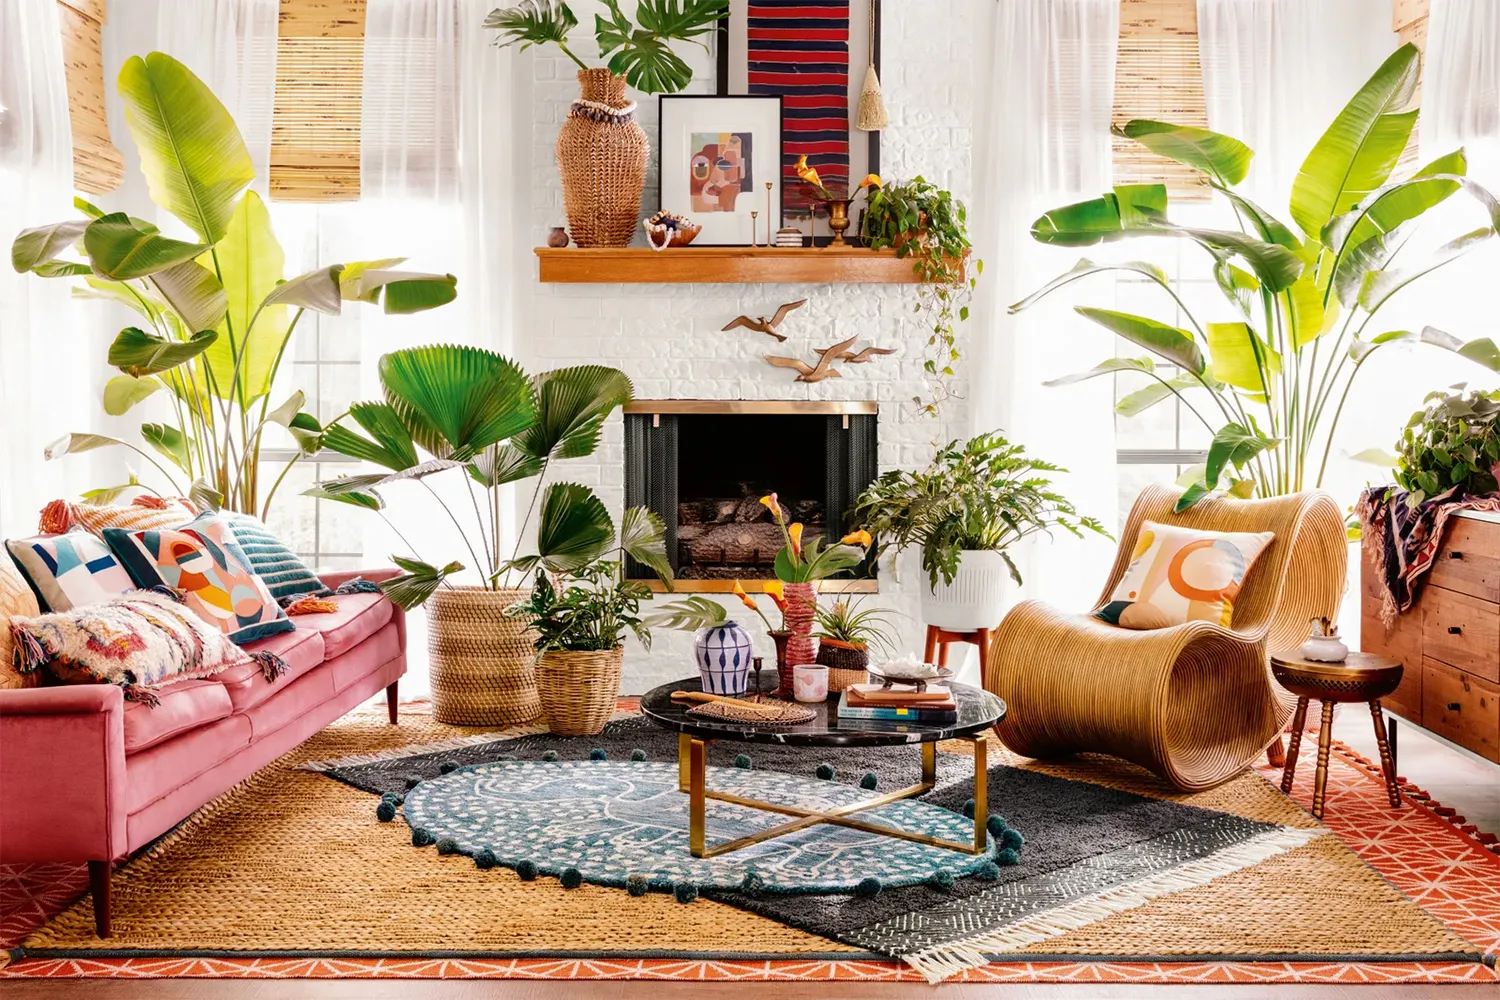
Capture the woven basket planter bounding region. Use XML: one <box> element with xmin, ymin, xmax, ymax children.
<box><xmin>427</xmin><ymin>587</ymin><xmax>540</xmax><ymax>726</ymax></box>
<box><xmin>815</xmin><ymin>639</ymin><xmax>869</xmax><ymax>692</ymax></box>
<box><xmin>536</xmin><ymin>646</ymin><xmax>624</xmax><ymax>736</ymax></box>
<box><xmin>556</xmin><ymin>69</ymin><xmax>648</xmax><ymax>248</ymax></box>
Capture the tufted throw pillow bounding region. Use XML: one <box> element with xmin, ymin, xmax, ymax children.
<box><xmin>1095</xmin><ymin>521</ymin><xmax>1274</xmax><ymax>630</ymax></box>
<box><xmin>104</xmin><ymin>513</ymin><xmax>295</xmax><ymax>645</ymax></box>
<box><xmin>0</xmin><ymin>557</ymin><xmax>41</xmax><ymax>689</ymax></box>
<box><xmin>6</xmin><ymin>529</ymin><xmax>136</xmax><ymax>612</ymax></box>
<box><xmin>39</xmin><ymin>495</ymin><xmax>197</xmax><ymax>537</ymax></box>
<box><xmin>221</xmin><ymin>512</ymin><xmax>331</xmax><ymax>602</ymax></box>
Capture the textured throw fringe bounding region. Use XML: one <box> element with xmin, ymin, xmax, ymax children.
<box><xmin>901</xmin><ymin>825</ymin><xmax>1327</xmax><ymax>983</ymax></box>
<box><xmin>334</xmin><ymin>578</ymin><xmax>382</xmax><ymax>596</ymax></box>
<box><xmin>10</xmin><ymin>624</ymin><xmax>46</xmax><ymax>674</ymax></box>
<box><xmin>122</xmin><ymin>682</ymin><xmax>161</xmax><ymax>708</ymax></box>
<box><xmin>251</xmin><ymin>650</ymin><xmax>289</xmax><ymax>682</ymax></box>
<box><xmin>131</xmin><ymin>494</ymin><xmax>172</xmax><ymax>510</ymax></box>
<box><xmin>284</xmin><ymin>596</ymin><xmax>339</xmax><ymax>615</ymax></box>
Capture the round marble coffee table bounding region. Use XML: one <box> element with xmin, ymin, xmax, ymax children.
<box><xmin>640</xmin><ymin>677</ymin><xmax>1006</xmax><ymax>859</ymax></box>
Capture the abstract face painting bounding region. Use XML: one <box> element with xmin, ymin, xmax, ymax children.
<box><xmin>660</xmin><ymin>96</ymin><xmax>781</xmax><ymax>245</ymax></box>
<box><xmin>690</xmin><ymin>132</ymin><xmax>755</xmax><ymax>213</ymax></box>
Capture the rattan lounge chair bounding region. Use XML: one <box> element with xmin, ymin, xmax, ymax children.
<box><xmin>987</xmin><ymin>485</ymin><xmax>1348</xmax><ymax>791</ymax></box>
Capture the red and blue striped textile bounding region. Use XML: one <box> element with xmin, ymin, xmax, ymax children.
<box><xmin>747</xmin><ymin>1</ymin><xmax>850</xmax><ymax>211</ymax></box>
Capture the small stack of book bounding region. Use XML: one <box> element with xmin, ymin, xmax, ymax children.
<box><xmin>836</xmin><ymin>683</ymin><xmax>958</xmax><ymax>724</ymax></box>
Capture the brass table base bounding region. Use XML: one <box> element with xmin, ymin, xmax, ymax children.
<box><xmin>677</xmin><ymin>733</ymin><xmax>989</xmax><ymax>859</ymax></box>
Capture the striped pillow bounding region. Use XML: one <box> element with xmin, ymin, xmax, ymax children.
<box><xmin>221</xmin><ymin>513</ymin><xmax>330</xmax><ymax>601</ymax></box>
<box><xmin>40</xmin><ymin>496</ymin><xmax>196</xmax><ymax>537</ymax></box>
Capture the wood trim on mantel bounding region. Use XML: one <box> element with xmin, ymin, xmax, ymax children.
<box><xmin>535</xmin><ymin>247</ymin><xmax>927</xmax><ymax>284</ymax></box>
<box><xmin>623</xmin><ymin>400</ymin><xmax>878</xmax><ymax>416</ymax></box>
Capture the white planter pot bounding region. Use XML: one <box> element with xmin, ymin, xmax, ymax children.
<box><xmin>920</xmin><ymin>549</ymin><xmax>1012</xmax><ymax>631</ymax></box>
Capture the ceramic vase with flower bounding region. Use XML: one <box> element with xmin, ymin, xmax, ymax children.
<box><xmin>783</xmin><ymin>582</ymin><xmax>818</xmax><ymax>667</ymax></box>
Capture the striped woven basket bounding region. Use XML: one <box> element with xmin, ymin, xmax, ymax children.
<box><xmin>427</xmin><ymin>587</ymin><xmax>540</xmax><ymax>726</ymax></box>
<box><xmin>815</xmin><ymin>639</ymin><xmax>869</xmax><ymax>692</ymax></box>
<box><xmin>535</xmin><ymin>647</ymin><xmax>624</xmax><ymax>736</ymax></box>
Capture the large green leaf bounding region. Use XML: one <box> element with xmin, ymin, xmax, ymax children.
<box><xmin>44</xmin><ymin>432</ymin><xmax>132</xmax><ymax>460</ymax></box>
<box><xmin>1361</xmin><ymin>327</ymin><xmax>1500</xmax><ymax>372</ymax></box>
<box><xmin>605</xmin><ymin>34</ymin><xmax>694</xmax><ymax>94</ymax></box>
<box><xmin>513</xmin><ymin>366</ymin><xmax>631</xmax><ymax>461</ymax></box>
<box><xmin>117</xmin><ymin>52</ymin><xmax>253</xmax><ymax>243</ymax></box>
<box><xmin>1206</xmin><ymin>322</ymin><xmax>1279</xmax><ymax>392</ymax></box>
<box><xmin>1289</xmin><ymin>44</ymin><xmax>1420</xmax><ymax>241</ymax></box>
<box><xmin>204</xmin><ymin>190</ymin><xmax>287</xmax><ymax>401</ymax></box>
<box><xmin>469</xmin><ymin>444</ymin><xmax>546</xmax><ymax>489</ymax></box>
<box><xmin>1212</xmin><ymin>187</ymin><xmax>1300</xmax><ymax>252</ymax></box>
<box><xmin>1213</xmin><ymin>259</ymin><xmax>1260</xmax><ymax>319</ymax></box>
<box><xmin>75</xmin><ymin>276</ymin><xmax>165</xmax><ymax>322</ymax></box>
<box><xmin>149</xmin><ymin>259</ymin><xmax>227</xmax><ymax>333</ymax></box>
<box><xmin>1326</xmin><ymin>149</ymin><xmax>1468</xmax><ymax>253</ymax></box>
<box><xmin>619</xmin><ymin>505</ymin><xmax>673</xmax><ymax>584</ymax></box>
<box><xmin>339</xmin><ymin>265</ymin><xmax>456</xmax><ymax>314</ymax></box>
<box><xmin>1358</xmin><ymin>227</ymin><xmax>1494</xmax><ymax>313</ymax></box>
<box><xmin>1179</xmin><ymin>227</ymin><xmax>1303</xmax><ymax>292</ymax></box>
<box><xmin>1043</xmin><ymin>357</ymin><xmax>1154</xmax><ymax>387</ymax></box>
<box><xmin>32</xmin><ymin>261</ymin><xmax>94</xmax><ymax>278</ymax></box>
<box><xmin>1115</xmin><ymin>371</ymin><xmax>1208</xmax><ymax>417</ymax></box>
<box><xmin>1074</xmin><ymin>307</ymin><xmax>1205</xmax><ymax>375</ymax></box>
<box><xmin>11</xmin><ymin>220</ymin><xmax>87</xmax><ymax>273</ymax></box>
<box><xmin>263</xmin><ymin>264</ymin><xmax>344</xmax><ymax>314</ymax></box>
<box><xmin>1282</xmin><ymin>273</ymin><xmax>1329</xmax><ymax>350</ymax></box>
<box><xmin>644</xmin><ymin>595</ymin><xmax>729</xmax><ymax>630</ymax></box>
<box><xmin>536</xmin><ymin>482</ymin><xmax>614</xmax><ymax>573</ymax></box>
<box><xmin>141</xmin><ymin>422</ymin><xmax>192</xmax><ymax>473</ymax></box>
<box><xmin>107</xmin><ymin>327</ymin><xmax>218</xmax><ymax>377</ymax></box>
<box><xmin>1010</xmin><ymin>258</ymin><xmax>1170</xmax><ymax>313</ymax></box>
<box><xmin>103</xmin><ymin>375</ymin><xmax>163</xmax><ymax>416</ymax></box>
<box><xmin>1029</xmin><ymin>185</ymin><xmax>1167</xmax><ymax>246</ymax></box>
<box><xmin>1113</xmin><ymin>120</ymin><xmax>1253</xmax><ymax>185</ymax></box>
<box><xmin>379</xmin><ymin>345</ymin><xmax>536</xmax><ymax>460</ymax></box>
<box><xmin>632</xmin><ymin>0</ymin><xmax>724</xmax><ymax>39</ymax></box>
<box><xmin>319</xmin><ymin>401</ymin><xmax>420</xmax><ymax>471</ymax></box>
<box><xmin>83</xmin><ymin>213</ymin><xmax>210</xmax><ymax>279</ymax></box>
<box><xmin>483</xmin><ymin>0</ymin><xmax>578</xmax><ymax>51</ymax></box>
<box><xmin>381</xmin><ymin>558</ymin><xmax>465</xmax><ymax>611</ymax></box>
<box><xmin>1204</xmin><ymin>422</ymin><xmax>1278</xmax><ymax>489</ymax></box>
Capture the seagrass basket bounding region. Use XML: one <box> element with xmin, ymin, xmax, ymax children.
<box><xmin>427</xmin><ymin>587</ymin><xmax>540</xmax><ymax>726</ymax></box>
<box><xmin>815</xmin><ymin>639</ymin><xmax>869</xmax><ymax>692</ymax></box>
<box><xmin>535</xmin><ymin>647</ymin><xmax>624</xmax><ymax>736</ymax></box>
<box><xmin>556</xmin><ymin>69</ymin><xmax>648</xmax><ymax>248</ymax></box>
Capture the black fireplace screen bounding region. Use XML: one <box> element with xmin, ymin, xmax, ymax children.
<box><xmin>624</xmin><ymin>410</ymin><xmax>878</xmax><ymax>583</ymax></box>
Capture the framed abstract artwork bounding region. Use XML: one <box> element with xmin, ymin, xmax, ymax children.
<box><xmin>658</xmin><ymin>95</ymin><xmax>784</xmax><ymax>246</ymax></box>
<box><xmin>718</xmin><ymin>0</ymin><xmax>881</xmax><ymax>234</ymax></box>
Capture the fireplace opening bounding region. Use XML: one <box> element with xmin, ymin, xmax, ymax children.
<box><xmin>624</xmin><ymin>402</ymin><xmax>878</xmax><ymax>590</ymax></box>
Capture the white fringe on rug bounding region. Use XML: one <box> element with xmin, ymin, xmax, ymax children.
<box><xmin>902</xmin><ymin>825</ymin><xmax>1327</xmax><ymax>983</ymax></box>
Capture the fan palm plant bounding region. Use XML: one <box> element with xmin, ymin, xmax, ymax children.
<box><xmin>9</xmin><ymin>52</ymin><xmax>457</xmax><ymax>516</ymax></box>
<box><xmin>1014</xmin><ymin>43</ymin><xmax>1500</xmax><ymax>510</ymax></box>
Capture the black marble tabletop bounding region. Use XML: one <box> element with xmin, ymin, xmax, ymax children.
<box><xmin>639</xmin><ymin>674</ymin><xmax>1006</xmax><ymax>747</ymax></box>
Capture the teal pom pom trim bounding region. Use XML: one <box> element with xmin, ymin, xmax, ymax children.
<box><xmin>976</xmin><ymin>861</ymin><xmax>1001</xmax><ymax>880</ymax></box>
<box><xmin>927</xmin><ymin>869</ymin><xmax>955</xmax><ymax>890</ymax></box>
<box><xmin>733</xmin><ymin>754</ymin><xmax>752</xmax><ymax>769</ymax></box>
<box><xmin>740</xmin><ymin>872</ymin><xmax>767</xmax><ymax>896</ymax></box>
<box><xmin>541</xmin><ymin>750</ymin><xmax>559</xmax><ymax>762</ymax></box>
<box><xmin>1001</xmin><ymin>828</ymin><xmax>1025</xmax><ymax>851</ymax></box>
<box><xmin>961</xmin><ymin>798</ymin><xmax>975</xmax><ymax>818</ymax></box>
<box><xmin>435</xmin><ymin>837</ymin><xmax>459</xmax><ymax>855</ymax></box>
<box><xmin>630</xmin><ymin>748</ymin><xmax>647</xmax><ymax>761</ymax></box>
<box><xmin>855</xmin><ymin>877</ymin><xmax>881</xmax><ymax>897</ymax></box>
<box><xmin>375</xmin><ymin>801</ymin><xmax>396</xmax><ymax>823</ymax></box>
<box><xmin>626</xmin><ymin>873</ymin><xmax>650</xmax><ymax>897</ymax></box>
<box><xmin>380</xmin><ymin>791</ymin><xmax>399</xmax><ymax>803</ymax></box>
<box><xmin>516</xmin><ymin>860</ymin><xmax>539</xmax><ymax>881</ymax></box>
<box><xmin>859</xmin><ymin>772</ymin><xmax>878</xmax><ymax>790</ymax></box>
<box><xmin>561</xmin><ymin>867</ymin><xmax>583</xmax><ymax>889</ymax></box>
<box><xmin>815</xmin><ymin>763</ymin><xmax>836</xmax><ymax>780</ymax></box>
<box><xmin>673</xmin><ymin>881</ymin><xmax>699</xmax><ymax>903</ymax></box>
<box><xmin>590</xmin><ymin>748</ymin><xmax>608</xmax><ymax>761</ymax></box>
<box><xmin>986</xmin><ymin>814</ymin><xmax>1008</xmax><ymax>835</ymax></box>
<box><xmin>411</xmin><ymin>828</ymin><xmax>434</xmax><ymax>848</ymax></box>
<box><xmin>439</xmin><ymin>762</ymin><xmax>457</xmax><ymax>774</ymax></box>
<box><xmin>998</xmin><ymin>847</ymin><xmax>1020</xmax><ymax>866</ymax></box>
<box><xmin>475</xmin><ymin>849</ymin><xmax>498</xmax><ymax>870</ymax></box>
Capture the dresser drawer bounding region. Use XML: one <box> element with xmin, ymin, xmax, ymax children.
<box><xmin>1427</xmin><ymin>516</ymin><xmax>1500</xmax><ymax>603</ymax></box>
<box><xmin>1362</xmin><ymin>605</ymin><xmax>1423</xmax><ymax>720</ymax></box>
<box><xmin>1421</xmin><ymin>586</ymin><xmax>1500</xmax><ymax>683</ymax></box>
<box><xmin>1422</xmin><ymin>658</ymin><xmax>1500</xmax><ymax>761</ymax></box>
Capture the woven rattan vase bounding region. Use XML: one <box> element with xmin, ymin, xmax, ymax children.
<box><xmin>427</xmin><ymin>587</ymin><xmax>540</xmax><ymax>726</ymax></box>
<box><xmin>556</xmin><ymin>69</ymin><xmax>648</xmax><ymax>248</ymax></box>
<box><xmin>535</xmin><ymin>647</ymin><xmax>624</xmax><ymax>736</ymax></box>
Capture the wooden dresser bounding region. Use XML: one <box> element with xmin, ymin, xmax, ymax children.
<box><xmin>1361</xmin><ymin>511</ymin><xmax>1500</xmax><ymax>764</ymax></box>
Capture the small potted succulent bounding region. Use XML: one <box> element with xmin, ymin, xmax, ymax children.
<box><xmin>814</xmin><ymin>598</ymin><xmax>897</xmax><ymax>690</ymax></box>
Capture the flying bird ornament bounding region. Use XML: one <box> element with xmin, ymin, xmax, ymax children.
<box><xmin>764</xmin><ymin>336</ymin><xmax>859</xmax><ymax>383</ymax></box>
<box><xmin>722</xmin><ymin>298</ymin><xmax>808</xmax><ymax>343</ymax></box>
<box><xmin>814</xmin><ymin>341</ymin><xmax>896</xmax><ymax>364</ymax></box>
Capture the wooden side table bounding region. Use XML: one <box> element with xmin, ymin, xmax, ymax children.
<box><xmin>924</xmin><ymin>624</ymin><xmax>998</xmax><ymax>687</ymax></box>
<box><xmin>1270</xmin><ymin>650</ymin><xmax>1404</xmax><ymax>820</ymax></box>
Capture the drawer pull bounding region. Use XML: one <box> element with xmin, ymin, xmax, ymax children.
<box><xmin>1447</xmin><ymin>626</ymin><xmax>1463</xmax><ymax>634</ymax></box>
<box><xmin>1447</xmin><ymin>702</ymin><xmax>1462</xmax><ymax>712</ymax></box>
<box><xmin>1450</xmin><ymin>550</ymin><xmax>1464</xmax><ymax>559</ymax></box>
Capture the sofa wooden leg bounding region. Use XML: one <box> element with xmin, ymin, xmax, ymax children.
<box><xmin>88</xmin><ymin>860</ymin><xmax>112</xmax><ymax>938</ymax></box>
<box><xmin>386</xmin><ymin>680</ymin><xmax>399</xmax><ymax>724</ymax></box>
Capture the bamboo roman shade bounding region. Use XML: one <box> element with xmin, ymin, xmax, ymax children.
<box><xmin>1112</xmin><ymin>0</ymin><xmax>1211</xmax><ymax>201</ymax></box>
<box><xmin>58</xmin><ymin>0</ymin><xmax>123</xmax><ymax>194</ymax></box>
<box><xmin>271</xmin><ymin>0</ymin><xmax>367</xmax><ymax>201</ymax></box>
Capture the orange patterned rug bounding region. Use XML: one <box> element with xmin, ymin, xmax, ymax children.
<box><xmin>2</xmin><ymin>703</ymin><xmax>1496</xmax><ymax>985</ymax></box>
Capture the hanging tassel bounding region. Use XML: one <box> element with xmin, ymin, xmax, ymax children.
<box><xmin>38</xmin><ymin>499</ymin><xmax>76</xmax><ymax>534</ymax></box>
<box><xmin>123</xmin><ymin>683</ymin><xmax>161</xmax><ymax>708</ymax></box>
<box><xmin>284</xmin><ymin>596</ymin><xmax>339</xmax><ymax>615</ymax></box>
<box><xmin>334</xmin><ymin>578</ymin><xmax>382</xmax><ymax>596</ymax></box>
<box><xmin>10</xmin><ymin>624</ymin><xmax>47</xmax><ymax>674</ymax></box>
<box><xmin>251</xmin><ymin>649</ymin><xmax>289</xmax><ymax>682</ymax></box>
<box><xmin>855</xmin><ymin>0</ymin><xmax>887</xmax><ymax>131</ymax></box>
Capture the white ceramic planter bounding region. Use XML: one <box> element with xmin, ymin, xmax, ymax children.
<box><xmin>920</xmin><ymin>549</ymin><xmax>1012</xmax><ymax>630</ymax></box>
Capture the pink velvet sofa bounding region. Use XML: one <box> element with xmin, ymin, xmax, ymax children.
<box><xmin>0</xmin><ymin>570</ymin><xmax>406</xmax><ymax>937</ymax></box>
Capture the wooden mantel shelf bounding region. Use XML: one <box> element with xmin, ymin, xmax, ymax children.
<box><xmin>534</xmin><ymin>246</ymin><xmax>922</xmax><ymax>284</ymax></box>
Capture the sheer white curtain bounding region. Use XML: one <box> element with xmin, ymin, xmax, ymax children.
<box><xmin>0</xmin><ymin>0</ymin><xmax>94</xmax><ymax>532</ymax></box>
<box><xmin>968</xmin><ymin>0</ymin><xmax>1120</xmax><ymax>612</ymax></box>
<box><xmin>1427</xmin><ymin>0</ymin><xmax>1500</xmax><ymax>186</ymax></box>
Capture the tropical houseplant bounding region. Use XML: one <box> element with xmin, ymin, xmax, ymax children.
<box><xmin>1392</xmin><ymin>386</ymin><xmax>1500</xmax><ymax>504</ymax></box>
<box><xmin>1015</xmin><ymin>43</ymin><xmax>1500</xmax><ymax>511</ymax></box>
<box><xmin>9</xmin><ymin>52</ymin><xmax>456</xmax><ymax>517</ymax></box>
<box><xmin>859</xmin><ymin>176</ymin><xmax>978</xmax><ymax>416</ymax></box>
<box><xmin>485</xmin><ymin>0</ymin><xmax>726</xmax><ymax>247</ymax></box>
<box><xmin>813</xmin><ymin>597</ymin><xmax>897</xmax><ymax>682</ymax></box>
<box><xmin>849</xmin><ymin>432</ymin><xmax>1108</xmax><ymax>630</ymax></box>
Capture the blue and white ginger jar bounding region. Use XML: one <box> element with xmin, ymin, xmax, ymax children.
<box><xmin>695</xmin><ymin>620</ymin><xmax>754</xmax><ymax>696</ymax></box>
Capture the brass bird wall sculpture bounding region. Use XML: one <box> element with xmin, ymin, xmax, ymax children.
<box><xmin>764</xmin><ymin>335</ymin><xmax>859</xmax><ymax>383</ymax></box>
<box><xmin>722</xmin><ymin>298</ymin><xmax>808</xmax><ymax>343</ymax></box>
<box><xmin>814</xmin><ymin>342</ymin><xmax>896</xmax><ymax>364</ymax></box>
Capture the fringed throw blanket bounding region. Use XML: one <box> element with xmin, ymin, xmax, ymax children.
<box><xmin>1357</xmin><ymin>485</ymin><xmax>1500</xmax><ymax>624</ymax></box>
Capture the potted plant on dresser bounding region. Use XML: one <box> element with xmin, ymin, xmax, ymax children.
<box><xmin>311</xmin><ymin>350</ymin><xmax>639</xmax><ymax>726</ymax></box>
<box><xmin>485</xmin><ymin>0</ymin><xmax>727</xmax><ymax>247</ymax></box>
<box><xmin>851</xmin><ymin>432</ymin><xmax>1109</xmax><ymax>631</ymax></box>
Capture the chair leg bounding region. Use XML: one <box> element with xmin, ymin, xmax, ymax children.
<box><xmin>1266</xmin><ymin>736</ymin><xmax>1285</xmax><ymax>768</ymax></box>
<box><xmin>923</xmin><ymin>625</ymin><xmax>939</xmax><ymax>665</ymax></box>
<box><xmin>1369</xmin><ymin>700</ymin><xmax>1402</xmax><ymax>808</ymax></box>
<box><xmin>386</xmin><ymin>680</ymin><xmax>399</xmax><ymax>724</ymax></box>
<box><xmin>1281</xmin><ymin>697</ymin><xmax>1308</xmax><ymax>793</ymax></box>
<box><xmin>88</xmin><ymin>860</ymin><xmax>112</xmax><ymax>938</ymax></box>
<box><xmin>975</xmin><ymin>627</ymin><xmax>992</xmax><ymax>690</ymax></box>
<box><xmin>1312</xmin><ymin>700</ymin><xmax>1335</xmax><ymax>820</ymax></box>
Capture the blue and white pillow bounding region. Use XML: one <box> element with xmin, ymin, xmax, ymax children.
<box><xmin>6</xmin><ymin>529</ymin><xmax>136</xmax><ymax>612</ymax></box>
<box><xmin>220</xmin><ymin>513</ymin><xmax>331</xmax><ymax>603</ymax></box>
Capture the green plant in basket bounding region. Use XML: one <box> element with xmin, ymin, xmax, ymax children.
<box><xmin>814</xmin><ymin>598</ymin><xmax>897</xmax><ymax>656</ymax></box>
<box><xmin>508</xmin><ymin>562</ymin><xmax>655</xmax><ymax>653</ymax></box>
<box><xmin>1393</xmin><ymin>386</ymin><xmax>1500</xmax><ymax>504</ymax></box>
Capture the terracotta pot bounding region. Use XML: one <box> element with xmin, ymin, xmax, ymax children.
<box><xmin>556</xmin><ymin>69</ymin><xmax>648</xmax><ymax>248</ymax></box>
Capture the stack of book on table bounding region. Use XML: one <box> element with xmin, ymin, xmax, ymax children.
<box><xmin>836</xmin><ymin>683</ymin><xmax>958</xmax><ymax>724</ymax></box>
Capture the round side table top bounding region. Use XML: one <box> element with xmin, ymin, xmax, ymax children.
<box><xmin>1269</xmin><ymin>650</ymin><xmax>1404</xmax><ymax>703</ymax></box>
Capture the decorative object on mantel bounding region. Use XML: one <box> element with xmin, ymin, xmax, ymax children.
<box><xmin>855</xmin><ymin>0</ymin><xmax>888</xmax><ymax>131</ymax></box>
<box><xmin>815</xmin><ymin>341</ymin><xmax>895</xmax><ymax>364</ymax></box>
<box><xmin>765</xmin><ymin>335</ymin><xmax>859</xmax><ymax>383</ymax></box>
<box><xmin>749</xmin><ymin>210</ymin><xmax>758</xmax><ymax>247</ymax></box>
<box><xmin>485</xmin><ymin>0</ymin><xmax>727</xmax><ymax>248</ymax></box>
<box><xmin>547</xmin><ymin>226</ymin><xmax>570</xmax><ymax>248</ymax></box>
<box><xmin>794</xmin><ymin>158</ymin><xmax>879</xmax><ymax>248</ymax></box>
<box><xmin>1300</xmin><ymin>617</ymin><xmax>1349</xmax><ymax>663</ymax></box>
<box><xmin>658</xmin><ymin>94</ymin><xmax>783</xmax><ymax>245</ymax></box>
<box><xmin>642</xmin><ymin>210</ymin><xmax>701</xmax><ymax>251</ymax></box>
<box><xmin>722</xmin><ymin>298</ymin><xmax>806</xmax><ymax>343</ymax></box>
<box><xmin>775</xmin><ymin>227</ymin><xmax>805</xmax><ymax>248</ymax></box>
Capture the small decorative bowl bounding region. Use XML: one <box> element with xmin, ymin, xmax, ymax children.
<box><xmin>644</xmin><ymin>211</ymin><xmax>702</xmax><ymax>250</ymax></box>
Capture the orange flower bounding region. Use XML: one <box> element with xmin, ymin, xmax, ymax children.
<box><xmin>789</xmin><ymin>522</ymin><xmax>804</xmax><ymax>557</ymax></box>
<box><xmin>840</xmin><ymin>529</ymin><xmax>873</xmax><ymax>547</ymax></box>
<box><xmin>732</xmin><ymin>580</ymin><xmax>759</xmax><ymax>612</ymax></box>
<box><xmin>794</xmin><ymin>154</ymin><xmax>823</xmax><ymax>190</ymax></box>
<box><xmin>858</xmin><ymin>173</ymin><xmax>882</xmax><ymax>189</ymax></box>
<box><xmin>760</xmin><ymin>493</ymin><xmax>784</xmax><ymax>523</ymax></box>
<box><xmin>762</xmin><ymin>579</ymin><xmax>787</xmax><ymax>611</ymax></box>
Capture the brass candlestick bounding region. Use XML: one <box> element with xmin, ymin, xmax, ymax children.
<box><xmin>765</xmin><ymin>182</ymin><xmax>773</xmax><ymax>244</ymax></box>
<box><xmin>750</xmin><ymin>210</ymin><xmax>759</xmax><ymax>248</ymax></box>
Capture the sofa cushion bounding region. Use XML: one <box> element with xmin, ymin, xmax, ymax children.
<box><xmin>125</xmin><ymin>714</ymin><xmax>252</xmax><ymax>815</ymax></box>
<box><xmin>293</xmin><ymin>592</ymin><xmax>394</xmax><ymax>660</ymax></box>
<box><xmin>6</xmin><ymin>529</ymin><xmax>134</xmax><ymax>612</ymax></box>
<box><xmin>123</xmin><ymin>679</ymin><xmax>233</xmax><ymax>754</ymax></box>
<box><xmin>218</xmin><ymin>627</ymin><xmax>326</xmax><ymax>713</ymax></box>
<box><xmin>221</xmin><ymin>513</ymin><xmax>331</xmax><ymax>602</ymax></box>
<box><xmin>327</xmin><ymin>620</ymin><xmax>403</xmax><ymax>693</ymax></box>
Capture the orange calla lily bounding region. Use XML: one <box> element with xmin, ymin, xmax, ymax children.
<box><xmin>762</xmin><ymin>579</ymin><xmax>787</xmax><ymax>610</ymax></box>
<box><xmin>794</xmin><ymin>154</ymin><xmax>823</xmax><ymax>190</ymax></box>
<box><xmin>732</xmin><ymin>580</ymin><xmax>759</xmax><ymax>612</ymax></box>
<box><xmin>789</xmin><ymin>522</ymin><xmax>804</xmax><ymax>557</ymax></box>
<box><xmin>759</xmin><ymin>493</ymin><xmax>781</xmax><ymax>518</ymax></box>
<box><xmin>840</xmin><ymin>529</ymin><xmax>873</xmax><ymax>547</ymax></box>
<box><xmin>858</xmin><ymin>173</ymin><xmax>881</xmax><ymax>189</ymax></box>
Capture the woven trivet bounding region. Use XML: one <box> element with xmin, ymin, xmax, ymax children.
<box><xmin>686</xmin><ymin>701</ymin><xmax>816</xmax><ymax>725</ymax></box>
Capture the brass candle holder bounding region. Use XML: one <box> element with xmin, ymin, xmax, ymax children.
<box><xmin>826</xmin><ymin>198</ymin><xmax>853</xmax><ymax>247</ymax></box>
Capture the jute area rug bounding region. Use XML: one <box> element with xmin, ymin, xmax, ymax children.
<box><xmin>3</xmin><ymin>703</ymin><xmax>1497</xmax><ymax>985</ymax></box>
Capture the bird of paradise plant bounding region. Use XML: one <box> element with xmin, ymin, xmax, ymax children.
<box><xmin>760</xmin><ymin>492</ymin><xmax>870</xmax><ymax>582</ymax></box>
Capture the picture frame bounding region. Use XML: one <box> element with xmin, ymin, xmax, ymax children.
<box><xmin>717</xmin><ymin>0</ymin><xmax>881</xmax><ymax>245</ymax></box>
<box><xmin>657</xmin><ymin>95</ymin><xmax>784</xmax><ymax>248</ymax></box>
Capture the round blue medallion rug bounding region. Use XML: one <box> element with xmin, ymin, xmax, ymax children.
<box><xmin>400</xmin><ymin>760</ymin><xmax>998</xmax><ymax>893</ymax></box>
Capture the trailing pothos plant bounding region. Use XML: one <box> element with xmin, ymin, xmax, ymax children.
<box><xmin>9</xmin><ymin>52</ymin><xmax>456</xmax><ymax>516</ymax></box>
<box><xmin>1014</xmin><ymin>43</ymin><xmax>1500</xmax><ymax>510</ymax></box>
<box><xmin>859</xmin><ymin>176</ymin><xmax>978</xmax><ymax>417</ymax></box>
<box><xmin>485</xmin><ymin>0</ymin><xmax>726</xmax><ymax>94</ymax></box>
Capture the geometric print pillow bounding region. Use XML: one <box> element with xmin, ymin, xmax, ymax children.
<box><xmin>221</xmin><ymin>512</ymin><xmax>330</xmax><ymax>602</ymax></box>
<box><xmin>1095</xmin><ymin>520</ymin><xmax>1274</xmax><ymax>630</ymax></box>
<box><xmin>104</xmin><ymin>513</ymin><xmax>295</xmax><ymax>645</ymax></box>
<box><xmin>5</xmin><ymin>529</ymin><xmax>136</xmax><ymax>613</ymax></box>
